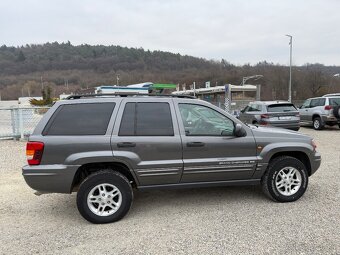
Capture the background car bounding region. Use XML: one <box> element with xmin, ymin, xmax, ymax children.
<box><xmin>299</xmin><ymin>95</ymin><xmax>340</xmax><ymax>130</ymax></box>
<box><xmin>239</xmin><ymin>101</ymin><xmax>300</xmax><ymax>131</ymax></box>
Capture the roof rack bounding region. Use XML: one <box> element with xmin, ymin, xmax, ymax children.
<box><xmin>66</xmin><ymin>93</ymin><xmax>196</xmax><ymax>100</ymax></box>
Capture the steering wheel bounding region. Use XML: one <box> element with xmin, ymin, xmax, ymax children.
<box><xmin>192</xmin><ymin>118</ymin><xmax>215</xmax><ymax>134</ymax></box>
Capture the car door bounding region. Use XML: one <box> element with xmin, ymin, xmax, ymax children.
<box><xmin>175</xmin><ymin>100</ymin><xmax>257</xmax><ymax>183</ymax></box>
<box><xmin>111</xmin><ymin>98</ymin><xmax>183</xmax><ymax>186</ymax></box>
<box><xmin>244</xmin><ymin>103</ymin><xmax>262</xmax><ymax>124</ymax></box>
<box><xmin>299</xmin><ymin>99</ymin><xmax>311</xmax><ymax>122</ymax></box>
<box><xmin>308</xmin><ymin>98</ymin><xmax>322</xmax><ymax>122</ymax></box>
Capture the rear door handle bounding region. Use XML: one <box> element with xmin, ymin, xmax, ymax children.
<box><xmin>117</xmin><ymin>142</ymin><xmax>136</xmax><ymax>148</ymax></box>
<box><xmin>187</xmin><ymin>142</ymin><xmax>205</xmax><ymax>147</ymax></box>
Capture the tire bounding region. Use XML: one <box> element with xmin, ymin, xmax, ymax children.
<box><xmin>261</xmin><ymin>156</ymin><xmax>308</xmax><ymax>202</ymax></box>
<box><xmin>333</xmin><ymin>106</ymin><xmax>340</xmax><ymax>119</ymax></box>
<box><xmin>77</xmin><ymin>170</ymin><xmax>133</xmax><ymax>224</ymax></box>
<box><xmin>313</xmin><ymin>117</ymin><xmax>324</xmax><ymax>130</ymax></box>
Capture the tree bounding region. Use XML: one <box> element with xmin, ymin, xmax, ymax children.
<box><xmin>16</xmin><ymin>50</ymin><xmax>26</xmax><ymax>62</ymax></box>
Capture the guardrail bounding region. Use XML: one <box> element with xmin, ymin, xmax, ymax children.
<box><xmin>0</xmin><ymin>107</ymin><xmax>50</xmax><ymax>139</ymax></box>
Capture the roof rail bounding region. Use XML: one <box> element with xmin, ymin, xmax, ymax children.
<box><xmin>66</xmin><ymin>93</ymin><xmax>196</xmax><ymax>100</ymax></box>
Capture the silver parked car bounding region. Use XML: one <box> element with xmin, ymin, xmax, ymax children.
<box><xmin>299</xmin><ymin>95</ymin><xmax>340</xmax><ymax>130</ymax></box>
<box><xmin>239</xmin><ymin>101</ymin><xmax>300</xmax><ymax>131</ymax></box>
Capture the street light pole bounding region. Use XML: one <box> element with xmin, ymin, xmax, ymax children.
<box><xmin>286</xmin><ymin>34</ymin><xmax>292</xmax><ymax>102</ymax></box>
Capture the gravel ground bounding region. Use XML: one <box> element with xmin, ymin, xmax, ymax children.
<box><xmin>0</xmin><ymin>127</ymin><xmax>339</xmax><ymax>255</ymax></box>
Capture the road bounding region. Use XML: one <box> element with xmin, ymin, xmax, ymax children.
<box><xmin>0</xmin><ymin>127</ymin><xmax>339</xmax><ymax>254</ymax></box>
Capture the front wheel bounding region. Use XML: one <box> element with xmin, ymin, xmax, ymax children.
<box><xmin>261</xmin><ymin>156</ymin><xmax>308</xmax><ymax>202</ymax></box>
<box><xmin>77</xmin><ymin>170</ymin><xmax>133</xmax><ymax>224</ymax></box>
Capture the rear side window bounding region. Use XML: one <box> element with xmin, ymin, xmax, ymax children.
<box><xmin>267</xmin><ymin>104</ymin><xmax>297</xmax><ymax>112</ymax></box>
<box><xmin>119</xmin><ymin>102</ymin><xmax>174</xmax><ymax>136</ymax></box>
<box><xmin>44</xmin><ymin>103</ymin><xmax>115</xmax><ymax>135</ymax></box>
<box><xmin>310</xmin><ymin>98</ymin><xmax>325</xmax><ymax>107</ymax></box>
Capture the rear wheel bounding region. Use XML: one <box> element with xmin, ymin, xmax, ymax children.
<box><xmin>313</xmin><ymin>117</ymin><xmax>324</xmax><ymax>130</ymax></box>
<box><xmin>261</xmin><ymin>156</ymin><xmax>308</xmax><ymax>202</ymax></box>
<box><xmin>77</xmin><ymin>170</ymin><xmax>133</xmax><ymax>224</ymax></box>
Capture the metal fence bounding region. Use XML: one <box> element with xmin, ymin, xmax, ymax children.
<box><xmin>0</xmin><ymin>107</ymin><xmax>50</xmax><ymax>139</ymax></box>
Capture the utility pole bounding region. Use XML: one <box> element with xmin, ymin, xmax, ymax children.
<box><xmin>286</xmin><ymin>34</ymin><xmax>293</xmax><ymax>102</ymax></box>
<box><xmin>116</xmin><ymin>74</ymin><xmax>120</xmax><ymax>86</ymax></box>
<box><xmin>41</xmin><ymin>76</ymin><xmax>44</xmax><ymax>90</ymax></box>
<box><xmin>193</xmin><ymin>82</ymin><xmax>196</xmax><ymax>97</ymax></box>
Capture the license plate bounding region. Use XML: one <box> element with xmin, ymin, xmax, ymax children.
<box><xmin>279</xmin><ymin>116</ymin><xmax>291</xmax><ymax>120</ymax></box>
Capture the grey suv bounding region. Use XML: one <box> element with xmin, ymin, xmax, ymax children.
<box><xmin>299</xmin><ymin>95</ymin><xmax>340</xmax><ymax>130</ymax></box>
<box><xmin>23</xmin><ymin>94</ymin><xmax>321</xmax><ymax>224</ymax></box>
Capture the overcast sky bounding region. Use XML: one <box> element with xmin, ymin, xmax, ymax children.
<box><xmin>1</xmin><ymin>0</ymin><xmax>339</xmax><ymax>65</ymax></box>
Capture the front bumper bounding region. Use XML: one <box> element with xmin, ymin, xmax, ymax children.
<box><xmin>310</xmin><ymin>151</ymin><xmax>321</xmax><ymax>176</ymax></box>
<box><xmin>22</xmin><ymin>164</ymin><xmax>80</xmax><ymax>193</ymax></box>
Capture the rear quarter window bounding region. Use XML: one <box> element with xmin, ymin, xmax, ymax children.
<box><xmin>267</xmin><ymin>104</ymin><xmax>297</xmax><ymax>112</ymax></box>
<box><xmin>43</xmin><ymin>103</ymin><xmax>116</xmax><ymax>135</ymax></box>
<box><xmin>329</xmin><ymin>98</ymin><xmax>340</xmax><ymax>106</ymax></box>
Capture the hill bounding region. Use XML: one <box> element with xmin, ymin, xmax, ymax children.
<box><xmin>0</xmin><ymin>42</ymin><xmax>339</xmax><ymax>100</ymax></box>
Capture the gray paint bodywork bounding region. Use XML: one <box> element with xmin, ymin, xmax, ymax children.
<box><xmin>22</xmin><ymin>97</ymin><xmax>321</xmax><ymax>194</ymax></box>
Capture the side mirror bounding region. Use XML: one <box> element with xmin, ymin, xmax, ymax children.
<box><xmin>234</xmin><ymin>123</ymin><xmax>247</xmax><ymax>137</ymax></box>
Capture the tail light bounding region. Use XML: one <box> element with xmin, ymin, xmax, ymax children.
<box><xmin>324</xmin><ymin>105</ymin><xmax>332</xmax><ymax>110</ymax></box>
<box><xmin>26</xmin><ymin>142</ymin><xmax>44</xmax><ymax>165</ymax></box>
<box><xmin>260</xmin><ymin>114</ymin><xmax>269</xmax><ymax>119</ymax></box>
<box><xmin>311</xmin><ymin>140</ymin><xmax>317</xmax><ymax>151</ymax></box>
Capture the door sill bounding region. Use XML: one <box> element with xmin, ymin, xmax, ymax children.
<box><xmin>138</xmin><ymin>179</ymin><xmax>261</xmax><ymax>190</ymax></box>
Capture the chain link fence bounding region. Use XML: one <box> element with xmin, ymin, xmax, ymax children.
<box><xmin>0</xmin><ymin>107</ymin><xmax>50</xmax><ymax>140</ymax></box>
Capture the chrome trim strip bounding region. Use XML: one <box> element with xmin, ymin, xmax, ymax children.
<box><xmin>139</xmin><ymin>172</ymin><xmax>179</xmax><ymax>177</ymax></box>
<box><xmin>185</xmin><ymin>164</ymin><xmax>254</xmax><ymax>171</ymax></box>
<box><xmin>184</xmin><ymin>168</ymin><xmax>253</xmax><ymax>174</ymax></box>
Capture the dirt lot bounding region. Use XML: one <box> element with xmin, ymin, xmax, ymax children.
<box><xmin>0</xmin><ymin>127</ymin><xmax>339</xmax><ymax>254</ymax></box>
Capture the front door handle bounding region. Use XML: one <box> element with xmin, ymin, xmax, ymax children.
<box><xmin>187</xmin><ymin>142</ymin><xmax>205</xmax><ymax>147</ymax></box>
<box><xmin>117</xmin><ymin>142</ymin><xmax>136</xmax><ymax>148</ymax></box>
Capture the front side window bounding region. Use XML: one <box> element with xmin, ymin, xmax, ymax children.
<box><xmin>119</xmin><ymin>102</ymin><xmax>174</xmax><ymax>136</ymax></box>
<box><xmin>247</xmin><ymin>104</ymin><xmax>262</xmax><ymax>112</ymax></box>
<box><xmin>301</xmin><ymin>99</ymin><xmax>311</xmax><ymax>109</ymax></box>
<box><xmin>44</xmin><ymin>103</ymin><xmax>116</xmax><ymax>135</ymax></box>
<box><xmin>179</xmin><ymin>104</ymin><xmax>234</xmax><ymax>136</ymax></box>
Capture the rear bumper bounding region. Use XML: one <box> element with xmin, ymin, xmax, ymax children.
<box><xmin>310</xmin><ymin>151</ymin><xmax>321</xmax><ymax>176</ymax></box>
<box><xmin>22</xmin><ymin>164</ymin><xmax>80</xmax><ymax>193</ymax></box>
<box><xmin>321</xmin><ymin>115</ymin><xmax>340</xmax><ymax>124</ymax></box>
<box><xmin>262</xmin><ymin>121</ymin><xmax>300</xmax><ymax>130</ymax></box>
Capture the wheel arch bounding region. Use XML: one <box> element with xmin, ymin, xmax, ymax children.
<box><xmin>268</xmin><ymin>151</ymin><xmax>312</xmax><ymax>176</ymax></box>
<box><xmin>312</xmin><ymin>113</ymin><xmax>321</xmax><ymax>120</ymax></box>
<box><xmin>71</xmin><ymin>161</ymin><xmax>138</xmax><ymax>192</ymax></box>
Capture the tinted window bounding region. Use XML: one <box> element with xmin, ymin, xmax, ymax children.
<box><xmin>44</xmin><ymin>103</ymin><xmax>115</xmax><ymax>135</ymax></box>
<box><xmin>179</xmin><ymin>104</ymin><xmax>234</xmax><ymax>136</ymax></box>
<box><xmin>119</xmin><ymin>102</ymin><xmax>174</xmax><ymax>136</ymax></box>
<box><xmin>310</xmin><ymin>98</ymin><xmax>325</xmax><ymax>107</ymax></box>
<box><xmin>267</xmin><ymin>104</ymin><xmax>297</xmax><ymax>112</ymax></box>
<box><xmin>329</xmin><ymin>98</ymin><xmax>340</xmax><ymax>106</ymax></box>
<box><xmin>118</xmin><ymin>103</ymin><xmax>135</xmax><ymax>136</ymax></box>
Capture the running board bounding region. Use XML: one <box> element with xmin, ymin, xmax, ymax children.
<box><xmin>138</xmin><ymin>179</ymin><xmax>261</xmax><ymax>190</ymax></box>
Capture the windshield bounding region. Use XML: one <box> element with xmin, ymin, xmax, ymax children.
<box><xmin>329</xmin><ymin>98</ymin><xmax>340</xmax><ymax>106</ymax></box>
<box><xmin>267</xmin><ymin>104</ymin><xmax>297</xmax><ymax>112</ymax></box>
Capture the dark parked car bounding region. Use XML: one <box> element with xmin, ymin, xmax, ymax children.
<box><xmin>239</xmin><ymin>101</ymin><xmax>300</xmax><ymax>131</ymax></box>
<box><xmin>23</xmin><ymin>94</ymin><xmax>320</xmax><ymax>224</ymax></box>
